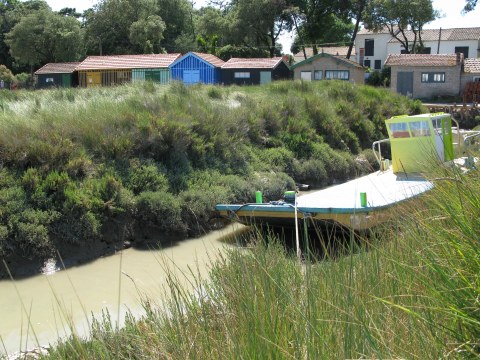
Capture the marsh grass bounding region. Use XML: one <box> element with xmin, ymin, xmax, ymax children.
<box><xmin>37</xmin><ymin>157</ymin><xmax>480</xmax><ymax>359</ymax></box>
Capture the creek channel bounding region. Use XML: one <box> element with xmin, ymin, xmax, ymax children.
<box><xmin>0</xmin><ymin>224</ymin><xmax>246</xmax><ymax>357</ymax></box>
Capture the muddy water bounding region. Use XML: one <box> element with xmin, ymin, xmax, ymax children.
<box><xmin>0</xmin><ymin>224</ymin><xmax>245</xmax><ymax>356</ymax></box>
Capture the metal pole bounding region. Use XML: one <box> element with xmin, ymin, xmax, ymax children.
<box><xmin>295</xmin><ymin>192</ymin><xmax>301</xmax><ymax>261</ymax></box>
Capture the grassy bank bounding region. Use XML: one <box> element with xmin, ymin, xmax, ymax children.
<box><xmin>0</xmin><ymin>80</ymin><xmax>424</xmax><ymax>262</ymax></box>
<box><xmin>39</xmin><ymin>160</ymin><xmax>480</xmax><ymax>359</ymax></box>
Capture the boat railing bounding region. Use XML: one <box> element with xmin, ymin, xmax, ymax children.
<box><xmin>463</xmin><ymin>131</ymin><xmax>480</xmax><ymax>147</ymax></box>
<box><xmin>372</xmin><ymin>138</ymin><xmax>390</xmax><ymax>168</ymax></box>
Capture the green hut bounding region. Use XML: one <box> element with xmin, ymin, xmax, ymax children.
<box><xmin>34</xmin><ymin>62</ymin><xmax>80</xmax><ymax>89</ymax></box>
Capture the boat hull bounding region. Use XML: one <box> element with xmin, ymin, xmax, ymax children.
<box><xmin>216</xmin><ymin>168</ymin><xmax>433</xmax><ymax>231</ymax></box>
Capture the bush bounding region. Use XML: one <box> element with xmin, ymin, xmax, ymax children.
<box><xmin>136</xmin><ymin>191</ymin><xmax>185</xmax><ymax>234</ymax></box>
<box><xmin>290</xmin><ymin>158</ymin><xmax>328</xmax><ymax>186</ymax></box>
<box><xmin>180</xmin><ymin>185</ymin><xmax>229</xmax><ymax>235</ymax></box>
<box><xmin>253</xmin><ymin>172</ymin><xmax>296</xmax><ymax>202</ymax></box>
<box><xmin>128</xmin><ymin>163</ymin><xmax>169</xmax><ymax>195</ymax></box>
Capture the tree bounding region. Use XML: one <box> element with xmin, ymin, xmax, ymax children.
<box><xmin>287</xmin><ymin>0</ymin><xmax>354</xmax><ymax>57</ymax></box>
<box><xmin>5</xmin><ymin>10</ymin><xmax>84</xmax><ymax>70</ymax></box>
<box><xmin>129</xmin><ymin>15</ymin><xmax>166</xmax><ymax>53</ymax></box>
<box><xmin>230</xmin><ymin>0</ymin><xmax>290</xmax><ymax>57</ymax></box>
<box><xmin>363</xmin><ymin>0</ymin><xmax>438</xmax><ymax>54</ymax></box>
<box><xmin>84</xmin><ymin>0</ymin><xmax>158</xmax><ymax>55</ymax></box>
<box><xmin>463</xmin><ymin>0</ymin><xmax>477</xmax><ymax>12</ymax></box>
<box><xmin>156</xmin><ymin>0</ymin><xmax>195</xmax><ymax>53</ymax></box>
<box><xmin>58</xmin><ymin>7</ymin><xmax>82</xmax><ymax>18</ymax></box>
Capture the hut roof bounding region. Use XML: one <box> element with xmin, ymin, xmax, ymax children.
<box><xmin>76</xmin><ymin>54</ymin><xmax>181</xmax><ymax>71</ymax></box>
<box><xmin>384</xmin><ymin>53</ymin><xmax>463</xmax><ymax>67</ymax></box>
<box><xmin>191</xmin><ymin>52</ymin><xmax>225</xmax><ymax>67</ymax></box>
<box><xmin>222</xmin><ymin>57</ymin><xmax>286</xmax><ymax>69</ymax></box>
<box><xmin>290</xmin><ymin>52</ymin><xmax>364</xmax><ymax>70</ymax></box>
<box><xmin>464</xmin><ymin>58</ymin><xmax>480</xmax><ymax>73</ymax></box>
<box><xmin>35</xmin><ymin>62</ymin><xmax>81</xmax><ymax>75</ymax></box>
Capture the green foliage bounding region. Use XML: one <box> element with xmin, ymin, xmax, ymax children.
<box><xmin>0</xmin><ymin>81</ymin><xmax>425</xmax><ymax>260</ymax></box>
<box><xmin>127</xmin><ymin>162</ymin><xmax>169</xmax><ymax>195</ymax></box>
<box><xmin>5</xmin><ymin>9</ymin><xmax>83</xmax><ymax>66</ymax></box>
<box><xmin>0</xmin><ymin>65</ymin><xmax>15</xmax><ymax>85</ymax></box>
<box><xmin>135</xmin><ymin>191</ymin><xmax>185</xmax><ymax>234</ymax></box>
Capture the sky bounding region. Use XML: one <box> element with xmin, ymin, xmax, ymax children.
<box><xmin>45</xmin><ymin>0</ymin><xmax>480</xmax><ymax>54</ymax></box>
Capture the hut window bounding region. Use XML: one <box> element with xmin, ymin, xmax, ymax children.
<box><xmin>421</xmin><ymin>72</ymin><xmax>445</xmax><ymax>83</ymax></box>
<box><xmin>300</xmin><ymin>71</ymin><xmax>312</xmax><ymax>81</ymax></box>
<box><xmin>409</xmin><ymin>121</ymin><xmax>431</xmax><ymax>137</ymax></box>
<box><xmin>234</xmin><ymin>72</ymin><xmax>250</xmax><ymax>79</ymax></box>
<box><xmin>389</xmin><ymin>123</ymin><xmax>410</xmax><ymax>138</ymax></box>
<box><xmin>325</xmin><ymin>70</ymin><xmax>349</xmax><ymax>80</ymax></box>
<box><xmin>46</xmin><ymin>78</ymin><xmax>54</xmax><ymax>83</ymax></box>
<box><xmin>314</xmin><ymin>71</ymin><xmax>323</xmax><ymax>80</ymax></box>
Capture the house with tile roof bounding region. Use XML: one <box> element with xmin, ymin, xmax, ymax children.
<box><xmin>34</xmin><ymin>62</ymin><xmax>80</xmax><ymax>89</ymax></box>
<box><xmin>169</xmin><ymin>52</ymin><xmax>224</xmax><ymax>84</ymax></box>
<box><xmin>76</xmin><ymin>53</ymin><xmax>181</xmax><ymax>87</ymax></box>
<box><xmin>355</xmin><ymin>27</ymin><xmax>480</xmax><ymax>70</ymax></box>
<box><xmin>385</xmin><ymin>53</ymin><xmax>464</xmax><ymax>99</ymax></box>
<box><xmin>221</xmin><ymin>57</ymin><xmax>291</xmax><ymax>85</ymax></box>
<box><xmin>290</xmin><ymin>53</ymin><xmax>365</xmax><ymax>84</ymax></box>
<box><xmin>462</xmin><ymin>58</ymin><xmax>480</xmax><ymax>84</ymax></box>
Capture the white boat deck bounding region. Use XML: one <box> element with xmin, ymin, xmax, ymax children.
<box><xmin>296</xmin><ymin>168</ymin><xmax>433</xmax><ymax>213</ymax></box>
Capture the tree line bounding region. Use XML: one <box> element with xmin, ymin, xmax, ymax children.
<box><xmin>0</xmin><ymin>0</ymin><xmax>476</xmax><ymax>78</ymax></box>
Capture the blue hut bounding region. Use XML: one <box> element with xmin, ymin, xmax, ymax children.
<box><xmin>169</xmin><ymin>52</ymin><xmax>224</xmax><ymax>84</ymax></box>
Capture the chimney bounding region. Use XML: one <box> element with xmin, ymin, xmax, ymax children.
<box><xmin>456</xmin><ymin>52</ymin><xmax>462</xmax><ymax>65</ymax></box>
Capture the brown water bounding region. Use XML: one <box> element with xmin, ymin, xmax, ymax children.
<box><xmin>0</xmin><ymin>224</ymin><xmax>245</xmax><ymax>357</ymax></box>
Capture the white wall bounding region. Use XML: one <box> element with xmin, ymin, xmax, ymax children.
<box><xmin>387</xmin><ymin>40</ymin><xmax>479</xmax><ymax>57</ymax></box>
<box><xmin>355</xmin><ymin>33</ymin><xmax>393</xmax><ymax>69</ymax></box>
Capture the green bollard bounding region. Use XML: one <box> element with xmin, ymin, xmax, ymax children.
<box><xmin>360</xmin><ymin>192</ymin><xmax>367</xmax><ymax>207</ymax></box>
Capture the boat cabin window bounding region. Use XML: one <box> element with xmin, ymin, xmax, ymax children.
<box><xmin>409</xmin><ymin>121</ymin><xmax>431</xmax><ymax>137</ymax></box>
<box><xmin>389</xmin><ymin>122</ymin><xmax>410</xmax><ymax>138</ymax></box>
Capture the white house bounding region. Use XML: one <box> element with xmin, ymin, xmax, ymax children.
<box><xmin>356</xmin><ymin>27</ymin><xmax>480</xmax><ymax>70</ymax></box>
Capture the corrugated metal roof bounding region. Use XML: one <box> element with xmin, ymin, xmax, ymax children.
<box><xmin>388</xmin><ymin>27</ymin><xmax>480</xmax><ymax>43</ymax></box>
<box><xmin>464</xmin><ymin>58</ymin><xmax>480</xmax><ymax>73</ymax></box>
<box><xmin>222</xmin><ymin>57</ymin><xmax>285</xmax><ymax>69</ymax></box>
<box><xmin>35</xmin><ymin>62</ymin><xmax>81</xmax><ymax>75</ymax></box>
<box><xmin>384</xmin><ymin>54</ymin><xmax>463</xmax><ymax>67</ymax></box>
<box><xmin>192</xmin><ymin>52</ymin><xmax>225</xmax><ymax>67</ymax></box>
<box><xmin>76</xmin><ymin>53</ymin><xmax>181</xmax><ymax>71</ymax></box>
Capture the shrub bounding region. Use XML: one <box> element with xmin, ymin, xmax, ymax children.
<box><xmin>136</xmin><ymin>191</ymin><xmax>186</xmax><ymax>234</ymax></box>
<box><xmin>180</xmin><ymin>185</ymin><xmax>229</xmax><ymax>235</ymax></box>
<box><xmin>290</xmin><ymin>158</ymin><xmax>328</xmax><ymax>186</ymax></box>
<box><xmin>128</xmin><ymin>163</ymin><xmax>169</xmax><ymax>195</ymax></box>
<box><xmin>253</xmin><ymin>172</ymin><xmax>296</xmax><ymax>202</ymax></box>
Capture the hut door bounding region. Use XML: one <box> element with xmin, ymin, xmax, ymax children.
<box><xmin>62</xmin><ymin>74</ymin><xmax>70</xmax><ymax>87</ymax></box>
<box><xmin>87</xmin><ymin>72</ymin><xmax>102</xmax><ymax>87</ymax></box>
<box><xmin>260</xmin><ymin>71</ymin><xmax>272</xmax><ymax>84</ymax></box>
<box><xmin>184</xmin><ymin>70</ymin><xmax>200</xmax><ymax>84</ymax></box>
<box><xmin>397</xmin><ymin>72</ymin><xmax>413</xmax><ymax>96</ymax></box>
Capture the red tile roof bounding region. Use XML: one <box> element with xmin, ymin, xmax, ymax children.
<box><xmin>76</xmin><ymin>53</ymin><xmax>181</xmax><ymax>71</ymax></box>
<box><xmin>222</xmin><ymin>57</ymin><xmax>285</xmax><ymax>69</ymax></box>
<box><xmin>35</xmin><ymin>62</ymin><xmax>81</xmax><ymax>75</ymax></box>
<box><xmin>464</xmin><ymin>58</ymin><xmax>480</xmax><ymax>73</ymax></box>
<box><xmin>384</xmin><ymin>54</ymin><xmax>463</xmax><ymax>67</ymax></box>
<box><xmin>192</xmin><ymin>52</ymin><xmax>225</xmax><ymax>67</ymax></box>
